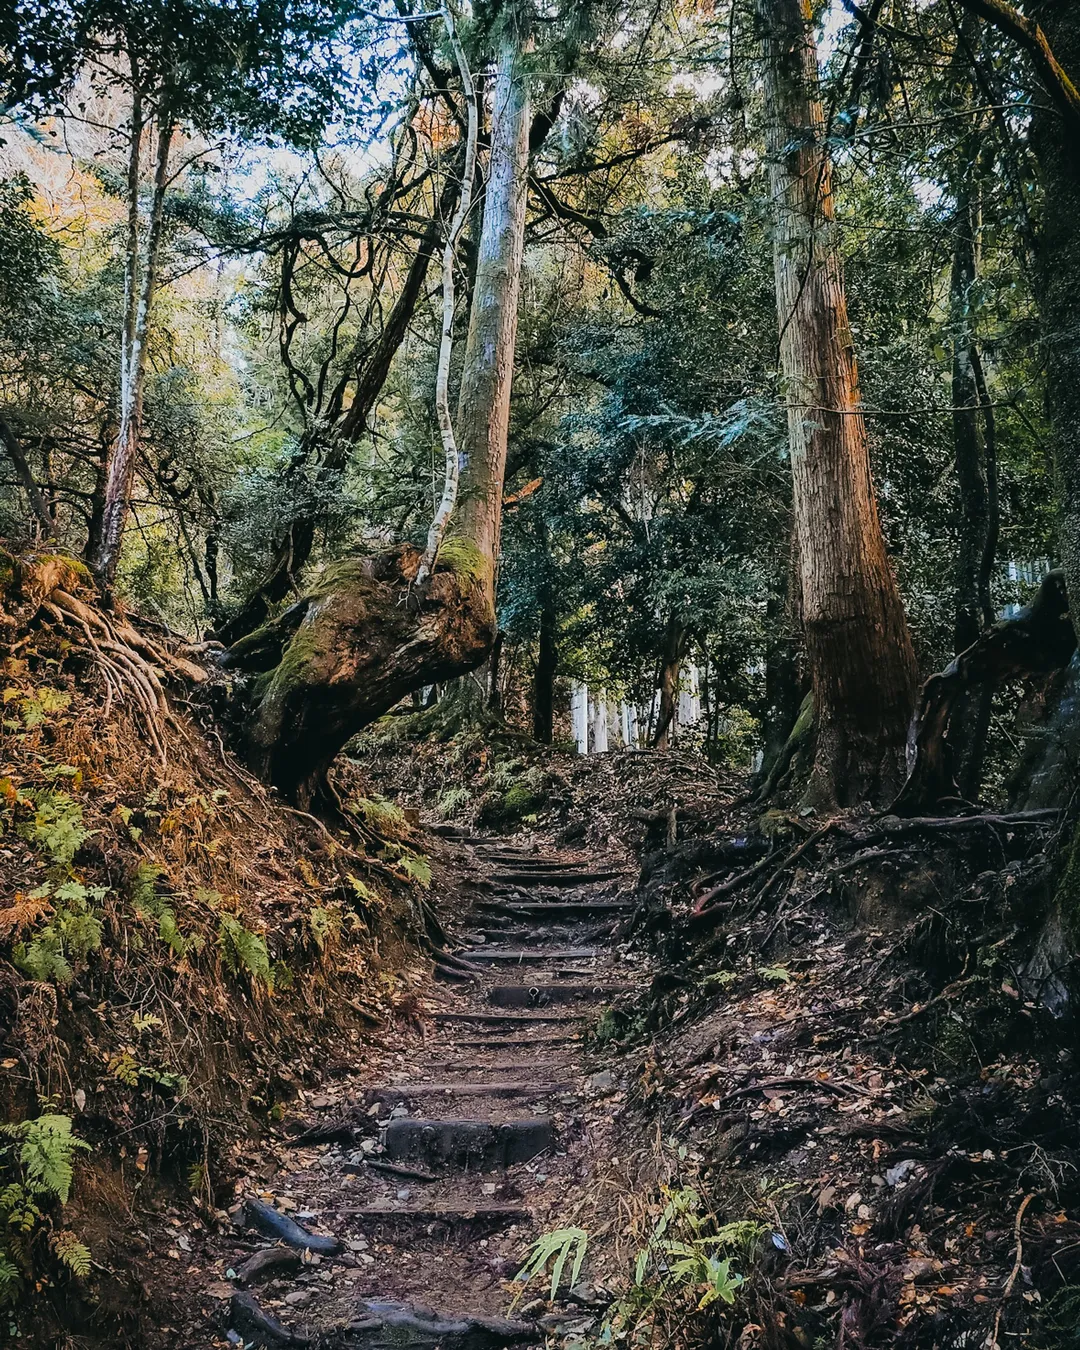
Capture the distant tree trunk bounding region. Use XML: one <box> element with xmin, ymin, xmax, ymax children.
<box><xmin>0</xmin><ymin>418</ymin><xmax>53</xmax><ymax>538</ymax></box>
<box><xmin>759</xmin><ymin>0</ymin><xmax>918</xmax><ymax>807</ymax></box>
<box><xmin>949</xmin><ymin>176</ymin><xmax>998</xmax><ymax>801</ymax></box>
<box><xmin>534</xmin><ymin>585</ymin><xmax>556</xmax><ymax>743</ymax></box>
<box><xmin>951</xmin><ymin>186</ymin><xmax>991</xmax><ymax>653</ymax></box>
<box><xmin>96</xmin><ymin>107</ymin><xmax>174</xmax><ymax>590</ymax></box>
<box><xmin>487</xmin><ymin>629</ymin><xmax>504</xmax><ymax>711</ymax></box>
<box><xmin>1031</xmin><ymin>2</ymin><xmax>1080</xmax><ymax>620</ymax></box>
<box><xmin>227</xmin><ymin>22</ymin><xmax>533</xmax><ymax>804</ymax></box>
<box><xmin>652</xmin><ymin>615</ymin><xmax>686</xmax><ymax>751</ymax></box>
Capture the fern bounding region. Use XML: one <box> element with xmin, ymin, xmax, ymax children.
<box><xmin>348</xmin><ymin>794</ymin><xmax>407</xmax><ymax>838</ymax></box>
<box><xmin>130</xmin><ymin>863</ymin><xmax>195</xmax><ymax>957</ymax></box>
<box><xmin>396</xmin><ymin>850</ymin><xmax>432</xmax><ymax>887</ymax></box>
<box><xmin>5</xmin><ymin>1115</ymin><xmax>90</xmax><ymax>1204</ymax></box>
<box><xmin>11</xmin><ymin>880</ymin><xmax>104</xmax><ymax>985</ymax></box>
<box><xmin>307</xmin><ymin>904</ymin><xmax>341</xmax><ymax>952</ymax></box>
<box><xmin>52</xmin><ymin>1231</ymin><xmax>91</xmax><ymax>1276</ymax></box>
<box><xmin>0</xmin><ymin>1114</ymin><xmax>92</xmax><ymax>1307</ymax></box>
<box><xmin>217</xmin><ymin>914</ymin><xmax>273</xmax><ymax>990</ymax></box>
<box><xmin>23</xmin><ymin>791</ymin><xmax>93</xmax><ymax>865</ymax></box>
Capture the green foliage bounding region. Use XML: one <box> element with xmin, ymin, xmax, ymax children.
<box><xmin>348</xmin><ymin>794</ymin><xmax>407</xmax><ymax>838</ymax></box>
<box><xmin>436</xmin><ymin>786</ymin><xmax>472</xmax><ymax>818</ymax></box>
<box><xmin>307</xmin><ymin>903</ymin><xmax>342</xmax><ymax>952</ymax></box>
<box><xmin>0</xmin><ymin>1113</ymin><xmax>91</xmax><ymax>1308</ymax></box>
<box><xmin>605</xmin><ymin>1188</ymin><xmax>762</xmax><ymax>1336</ymax></box>
<box><xmin>130</xmin><ymin>862</ymin><xmax>199</xmax><ymax>958</ymax></box>
<box><xmin>395</xmin><ymin>849</ymin><xmax>432</xmax><ymax>888</ymax></box>
<box><xmin>217</xmin><ymin>914</ymin><xmax>274</xmax><ymax>990</ymax></box>
<box><xmin>22</xmin><ymin>791</ymin><xmax>92</xmax><ymax>867</ymax></box>
<box><xmin>514</xmin><ymin>1227</ymin><xmax>589</xmax><ymax>1305</ymax></box>
<box><xmin>13</xmin><ymin>880</ymin><xmax>105</xmax><ymax>984</ymax></box>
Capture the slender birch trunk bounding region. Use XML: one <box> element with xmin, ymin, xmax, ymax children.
<box><xmin>96</xmin><ymin>104</ymin><xmax>174</xmax><ymax>589</ymax></box>
<box><xmin>759</xmin><ymin>0</ymin><xmax>917</xmax><ymax>807</ymax></box>
<box><xmin>417</xmin><ymin>6</ymin><xmax>479</xmax><ymax>581</ymax></box>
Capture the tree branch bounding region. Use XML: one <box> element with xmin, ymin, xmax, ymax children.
<box><xmin>954</xmin><ymin>0</ymin><xmax>1080</xmax><ymax>136</ymax></box>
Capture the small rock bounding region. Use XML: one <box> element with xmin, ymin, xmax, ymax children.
<box><xmin>482</xmin><ymin>1183</ymin><xmax>497</xmax><ymax>1196</ymax></box>
<box><xmin>284</xmin><ymin>1289</ymin><xmax>312</xmax><ymax>1306</ymax></box>
<box><xmin>586</xmin><ymin>1071</ymin><xmax>615</xmax><ymax>1092</ymax></box>
<box><xmin>390</xmin><ymin>1105</ymin><xmax>409</xmax><ymax>1119</ymax></box>
<box><xmin>886</xmin><ymin>1159</ymin><xmax>917</xmax><ymax>1187</ymax></box>
<box><xmin>396</xmin><ymin>1188</ymin><xmax>412</xmax><ymax>1201</ymax></box>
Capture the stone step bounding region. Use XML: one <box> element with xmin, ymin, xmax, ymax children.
<box><xmin>490</xmin><ymin>870</ymin><xmax>622</xmax><ymax>887</ymax></box>
<box><xmin>487</xmin><ymin>984</ymin><xmax>634</xmax><ymax>1008</ymax></box>
<box><xmin>334</xmin><ymin>1202</ymin><xmax>531</xmax><ymax>1227</ymax></box>
<box><xmin>458</xmin><ymin>947</ymin><xmax>598</xmax><ymax>963</ymax></box>
<box><xmin>382</xmin><ymin>1116</ymin><xmax>553</xmax><ymax>1169</ymax></box>
<box><xmin>433</xmin><ymin>1011</ymin><xmax>585</xmax><ymax>1026</ymax></box>
<box><xmin>420</xmin><ymin>1059</ymin><xmax>576</xmax><ymax>1074</ymax></box>
<box><xmin>447</xmin><ymin>1035</ymin><xmax>582</xmax><ymax>1049</ymax></box>
<box><xmin>364</xmin><ymin>1080</ymin><xmax>573</xmax><ymax>1101</ymax></box>
<box><xmin>476</xmin><ymin>900</ymin><xmax>631</xmax><ymax>917</ymax></box>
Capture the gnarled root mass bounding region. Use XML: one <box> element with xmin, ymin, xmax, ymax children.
<box><xmin>896</xmin><ymin>569</ymin><xmax>1077</xmax><ymax>813</ymax></box>
<box><xmin>0</xmin><ymin>547</ymin><xmax>209</xmax><ymax>760</ymax></box>
<box><xmin>221</xmin><ymin>542</ymin><xmax>495</xmax><ymax>806</ymax></box>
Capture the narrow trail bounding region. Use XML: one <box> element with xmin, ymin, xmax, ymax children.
<box><xmin>213</xmin><ymin>827</ymin><xmax>645</xmax><ymax>1349</ymax></box>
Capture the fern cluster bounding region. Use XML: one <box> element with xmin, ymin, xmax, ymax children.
<box><xmin>0</xmin><ymin>1114</ymin><xmax>91</xmax><ymax>1307</ymax></box>
<box><xmin>217</xmin><ymin>913</ymin><xmax>275</xmax><ymax>990</ymax></box>
<box><xmin>12</xmin><ymin>880</ymin><xmax>104</xmax><ymax>984</ymax></box>
<box><xmin>130</xmin><ymin>861</ymin><xmax>200</xmax><ymax>958</ymax></box>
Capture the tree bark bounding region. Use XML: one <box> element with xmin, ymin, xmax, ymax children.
<box><xmin>452</xmin><ymin>25</ymin><xmax>532</xmax><ymax>592</ymax></box>
<box><xmin>533</xmin><ymin>585</ymin><xmax>556</xmax><ymax>743</ymax></box>
<box><xmin>652</xmin><ymin>615</ymin><xmax>685</xmax><ymax>751</ymax></box>
<box><xmin>96</xmin><ymin>106</ymin><xmax>174</xmax><ymax>590</ymax></box>
<box><xmin>0</xmin><ymin>418</ymin><xmax>54</xmax><ymax>538</ymax></box>
<box><xmin>759</xmin><ymin>0</ymin><xmax>918</xmax><ymax>807</ymax></box>
<box><xmin>1030</xmin><ymin>2</ymin><xmax>1080</xmax><ymax>621</ymax></box>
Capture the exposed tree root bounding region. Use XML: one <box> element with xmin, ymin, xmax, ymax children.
<box><xmin>221</xmin><ymin>543</ymin><xmax>495</xmax><ymax>806</ymax></box>
<box><xmin>0</xmin><ymin>548</ymin><xmax>209</xmax><ymax>762</ymax></box>
<box><xmin>896</xmin><ymin>569</ymin><xmax>1076</xmax><ymax>813</ymax></box>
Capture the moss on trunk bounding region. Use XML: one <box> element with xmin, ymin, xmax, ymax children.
<box><xmin>223</xmin><ymin>546</ymin><xmax>496</xmax><ymax>806</ymax></box>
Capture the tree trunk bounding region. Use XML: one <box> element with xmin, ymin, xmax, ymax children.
<box><xmin>1031</xmin><ymin>2</ymin><xmax>1080</xmax><ymax>620</ymax></box>
<box><xmin>759</xmin><ymin>0</ymin><xmax>918</xmax><ymax>807</ymax></box>
<box><xmin>228</xmin><ymin>22</ymin><xmax>532</xmax><ymax>804</ymax></box>
<box><xmin>533</xmin><ymin>585</ymin><xmax>556</xmax><ymax>743</ymax></box>
<box><xmin>652</xmin><ymin>615</ymin><xmax>685</xmax><ymax>751</ymax></box>
<box><xmin>951</xmin><ymin>185</ymin><xmax>991</xmax><ymax>654</ymax></box>
<box><xmin>452</xmin><ymin>26</ymin><xmax>532</xmax><ymax>590</ymax></box>
<box><xmin>96</xmin><ymin>108</ymin><xmax>174</xmax><ymax>590</ymax></box>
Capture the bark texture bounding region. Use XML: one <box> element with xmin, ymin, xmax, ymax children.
<box><xmin>759</xmin><ymin>0</ymin><xmax>917</xmax><ymax>806</ymax></box>
<box><xmin>97</xmin><ymin>112</ymin><xmax>174</xmax><ymax>589</ymax></box>
<box><xmin>452</xmin><ymin>27</ymin><xmax>531</xmax><ymax>587</ymax></box>
<box><xmin>1031</xmin><ymin>1</ymin><xmax>1080</xmax><ymax>622</ymax></box>
<box><xmin>533</xmin><ymin>586</ymin><xmax>556</xmax><ymax>743</ymax></box>
<box><xmin>223</xmin><ymin>544</ymin><xmax>495</xmax><ymax>806</ymax></box>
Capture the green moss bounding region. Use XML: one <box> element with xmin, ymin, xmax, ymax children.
<box><xmin>435</xmin><ymin>537</ymin><xmax>488</xmax><ymax>586</ymax></box>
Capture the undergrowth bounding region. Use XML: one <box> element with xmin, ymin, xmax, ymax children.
<box><xmin>0</xmin><ymin>620</ymin><xmax>433</xmax><ymax>1343</ymax></box>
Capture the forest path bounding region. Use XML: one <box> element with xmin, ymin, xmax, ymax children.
<box><xmin>213</xmin><ymin>828</ymin><xmax>644</xmax><ymax>1349</ymax></box>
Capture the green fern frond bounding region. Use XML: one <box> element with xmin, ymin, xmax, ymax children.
<box><xmin>52</xmin><ymin>1231</ymin><xmax>91</xmax><ymax>1277</ymax></box>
